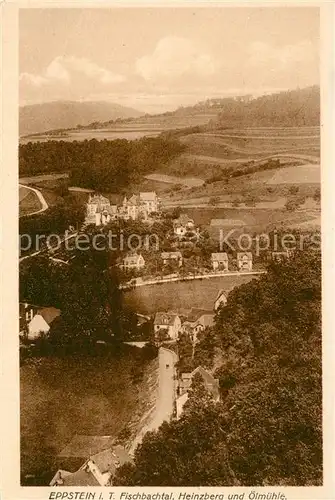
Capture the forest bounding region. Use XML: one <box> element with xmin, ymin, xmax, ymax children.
<box><xmin>19</xmin><ymin>136</ymin><xmax>185</xmax><ymax>191</ymax></box>
<box><xmin>115</xmin><ymin>248</ymin><xmax>322</xmax><ymax>486</ymax></box>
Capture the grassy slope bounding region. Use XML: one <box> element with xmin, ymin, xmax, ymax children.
<box><xmin>20</xmin><ymin>350</ymin><xmax>158</xmax><ymax>481</ymax></box>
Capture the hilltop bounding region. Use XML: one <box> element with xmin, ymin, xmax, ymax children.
<box><xmin>19</xmin><ymin>100</ymin><xmax>143</xmax><ymax>136</ymax></box>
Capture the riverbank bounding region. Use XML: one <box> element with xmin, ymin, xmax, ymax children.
<box><xmin>120</xmin><ymin>270</ymin><xmax>266</xmax><ymax>290</ymax></box>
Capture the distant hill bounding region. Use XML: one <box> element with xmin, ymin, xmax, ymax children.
<box><xmin>19</xmin><ymin>100</ymin><xmax>143</xmax><ymax>136</ymax></box>
<box><xmin>212</xmin><ymin>86</ymin><xmax>320</xmax><ymax>128</ymax></box>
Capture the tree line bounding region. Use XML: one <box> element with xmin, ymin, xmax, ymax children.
<box><xmin>19</xmin><ymin>137</ymin><xmax>185</xmax><ymax>192</ymax></box>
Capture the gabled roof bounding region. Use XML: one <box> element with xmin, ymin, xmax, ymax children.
<box><xmin>154</xmin><ymin>312</ymin><xmax>179</xmax><ymax>326</ymax></box>
<box><xmin>190</xmin><ymin>366</ymin><xmax>220</xmax><ymax>399</ymax></box>
<box><xmin>61</xmin><ymin>468</ymin><xmax>100</xmax><ymax>487</ymax></box>
<box><xmin>215</xmin><ymin>289</ymin><xmax>227</xmax><ymax>302</ymax></box>
<box><xmin>197</xmin><ymin>314</ymin><xmax>215</xmax><ymax>328</ymax></box>
<box><xmin>89</xmin><ymin>194</ymin><xmax>110</xmax><ymax>205</ymax></box>
<box><xmin>140</xmin><ymin>192</ymin><xmax>157</xmax><ymax>201</ymax></box>
<box><xmin>237</xmin><ymin>252</ymin><xmax>252</xmax><ymax>260</ymax></box>
<box><xmin>123</xmin><ymin>253</ymin><xmax>144</xmax><ymax>264</ymax></box>
<box><xmin>90</xmin><ymin>446</ymin><xmax>131</xmax><ymax>475</ymax></box>
<box><xmin>211</xmin><ymin>252</ymin><xmax>228</xmax><ymax>261</ymax></box>
<box><xmin>37</xmin><ymin>307</ymin><xmax>61</xmax><ymax>325</ymax></box>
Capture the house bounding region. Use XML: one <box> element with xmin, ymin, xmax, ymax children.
<box><xmin>121</xmin><ymin>192</ymin><xmax>159</xmax><ymax>220</ymax></box>
<box><xmin>50</xmin><ymin>437</ymin><xmax>132</xmax><ymax>487</ymax></box>
<box><xmin>139</xmin><ymin>192</ymin><xmax>159</xmax><ymax>214</ymax></box>
<box><xmin>173</xmin><ymin>215</ymin><xmax>195</xmax><ymax>237</ymax></box>
<box><xmin>20</xmin><ymin>303</ymin><xmax>61</xmax><ymax>341</ymax></box>
<box><xmin>237</xmin><ymin>252</ymin><xmax>253</xmax><ymax>271</ymax></box>
<box><xmin>122</xmin><ymin>195</ymin><xmax>142</xmax><ymax>220</ymax></box>
<box><xmin>85</xmin><ymin>194</ymin><xmax>114</xmax><ymax>226</ymax></box>
<box><xmin>161</xmin><ymin>251</ymin><xmax>183</xmax><ymax>267</ymax></box>
<box><xmin>182</xmin><ymin>311</ymin><xmax>215</xmax><ymax>343</ymax></box>
<box><xmin>211</xmin><ymin>252</ymin><xmax>229</xmax><ymax>271</ymax></box>
<box><xmin>154</xmin><ymin>312</ymin><xmax>181</xmax><ymax>341</ymax></box>
<box><xmin>214</xmin><ymin>290</ymin><xmax>228</xmax><ymax>311</ymax></box>
<box><xmin>121</xmin><ymin>253</ymin><xmax>145</xmax><ymax>271</ymax></box>
<box><xmin>176</xmin><ymin>366</ymin><xmax>220</xmax><ymax>418</ymax></box>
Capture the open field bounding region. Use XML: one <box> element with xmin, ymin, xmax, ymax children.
<box><xmin>124</xmin><ymin>274</ymin><xmax>257</xmax><ymax>315</ymax></box>
<box><xmin>20</xmin><ymin>350</ymin><xmax>157</xmax><ymax>484</ymax></box>
<box><xmin>163</xmin><ymin>207</ymin><xmax>321</xmax><ymax>234</ymax></box>
<box><xmin>19</xmin><ymin>186</ymin><xmax>42</xmax><ymax>216</ymax></box>
<box><xmin>268</xmin><ymin>164</ymin><xmax>320</xmax><ymax>184</ymax></box>
<box><xmin>179</xmin><ymin>130</ymin><xmax>320</xmax><ymax>160</ymax></box>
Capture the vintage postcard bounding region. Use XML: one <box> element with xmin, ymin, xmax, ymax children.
<box><xmin>1</xmin><ymin>2</ymin><xmax>334</xmax><ymax>500</ymax></box>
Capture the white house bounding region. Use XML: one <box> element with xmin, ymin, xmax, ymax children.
<box><xmin>85</xmin><ymin>194</ymin><xmax>115</xmax><ymax>226</ymax></box>
<box><xmin>237</xmin><ymin>252</ymin><xmax>253</xmax><ymax>271</ymax></box>
<box><xmin>27</xmin><ymin>307</ymin><xmax>61</xmax><ymax>340</ymax></box>
<box><xmin>154</xmin><ymin>312</ymin><xmax>181</xmax><ymax>341</ymax></box>
<box><xmin>214</xmin><ymin>290</ymin><xmax>228</xmax><ymax>311</ymax></box>
<box><xmin>139</xmin><ymin>192</ymin><xmax>159</xmax><ymax>214</ymax></box>
<box><xmin>121</xmin><ymin>253</ymin><xmax>145</xmax><ymax>271</ymax></box>
<box><xmin>211</xmin><ymin>252</ymin><xmax>229</xmax><ymax>271</ymax></box>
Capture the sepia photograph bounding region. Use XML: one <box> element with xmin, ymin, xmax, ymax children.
<box><xmin>8</xmin><ymin>2</ymin><xmax>327</xmax><ymax>492</ymax></box>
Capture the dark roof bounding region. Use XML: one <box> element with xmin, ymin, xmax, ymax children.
<box><xmin>154</xmin><ymin>312</ymin><xmax>179</xmax><ymax>326</ymax></box>
<box><xmin>37</xmin><ymin>307</ymin><xmax>61</xmax><ymax>325</ymax></box>
<box><xmin>58</xmin><ymin>435</ymin><xmax>115</xmax><ymax>459</ymax></box>
<box><xmin>61</xmin><ymin>468</ymin><xmax>100</xmax><ymax>487</ymax></box>
<box><xmin>190</xmin><ymin>366</ymin><xmax>220</xmax><ymax>400</ymax></box>
<box><xmin>90</xmin><ymin>446</ymin><xmax>131</xmax><ymax>475</ymax></box>
<box><xmin>186</xmin><ymin>308</ymin><xmax>213</xmax><ymax>322</ymax></box>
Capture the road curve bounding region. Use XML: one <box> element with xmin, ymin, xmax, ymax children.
<box><xmin>129</xmin><ymin>347</ymin><xmax>178</xmax><ymax>454</ymax></box>
<box><xmin>19</xmin><ymin>184</ymin><xmax>49</xmax><ymax>217</ymax></box>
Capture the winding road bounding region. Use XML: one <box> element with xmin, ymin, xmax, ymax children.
<box><xmin>130</xmin><ymin>347</ymin><xmax>177</xmax><ymax>454</ymax></box>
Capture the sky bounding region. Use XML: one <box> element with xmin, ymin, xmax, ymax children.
<box><xmin>19</xmin><ymin>7</ymin><xmax>320</xmax><ymax>113</ymax></box>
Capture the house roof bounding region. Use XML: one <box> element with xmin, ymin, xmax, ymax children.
<box><xmin>154</xmin><ymin>312</ymin><xmax>179</xmax><ymax>326</ymax></box>
<box><xmin>89</xmin><ymin>194</ymin><xmax>110</xmax><ymax>205</ymax></box>
<box><xmin>176</xmin><ymin>214</ymin><xmax>193</xmax><ymax>225</ymax></box>
<box><xmin>190</xmin><ymin>366</ymin><xmax>220</xmax><ymax>399</ymax></box>
<box><xmin>161</xmin><ymin>251</ymin><xmax>182</xmax><ymax>259</ymax></box>
<box><xmin>197</xmin><ymin>314</ymin><xmax>215</xmax><ymax>328</ymax></box>
<box><xmin>37</xmin><ymin>307</ymin><xmax>61</xmax><ymax>325</ymax></box>
<box><xmin>211</xmin><ymin>252</ymin><xmax>228</xmax><ymax>261</ymax></box>
<box><xmin>215</xmin><ymin>289</ymin><xmax>227</xmax><ymax>303</ymax></box>
<box><xmin>123</xmin><ymin>253</ymin><xmax>144</xmax><ymax>264</ymax></box>
<box><xmin>90</xmin><ymin>446</ymin><xmax>131</xmax><ymax>475</ymax></box>
<box><xmin>128</xmin><ymin>194</ymin><xmax>139</xmax><ymax>205</ymax></box>
<box><xmin>186</xmin><ymin>308</ymin><xmax>213</xmax><ymax>322</ymax></box>
<box><xmin>58</xmin><ymin>435</ymin><xmax>115</xmax><ymax>459</ymax></box>
<box><xmin>140</xmin><ymin>192</ymin><xmax>157</xmax><ymax>201</ymax></box>
<box><xmin>61</xmin><ymin>468</ymin><xmax>100</xmax><ymax>487</ymax></box>
<box><xmin>237</xmin><ymin>252</ymin><xmax>252</xmax><ymax>260</ymax></box>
